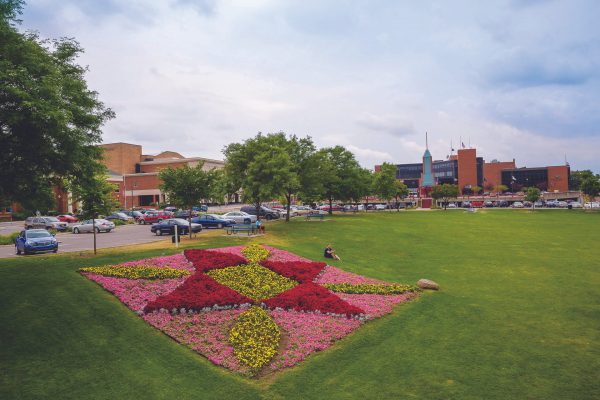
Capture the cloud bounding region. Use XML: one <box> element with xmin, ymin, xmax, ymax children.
<box><xmin>18</xmin><ymin>0</ymin><xmax>600</xmax><ymax>173</ymax></box>
<box><xmin>355</xmin><ymin>113</ymin><xmax>415</xmax><ymax>138</ymax></box>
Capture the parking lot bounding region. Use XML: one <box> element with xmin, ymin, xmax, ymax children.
<box><xmin>0</xmin><ymin>223</ymin><xmax>168</xmax><ymax>259</ymax></box>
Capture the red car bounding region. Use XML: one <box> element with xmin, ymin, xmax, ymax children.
<box><xmin>57</xmin><ymin>214</ymin><xmax>78</xmax><ymax>223</ymax></box>
<box><xmin>137</xmin><ymin>211</ymin><xmax>173</xmax><ymax>225</ymax></box>
<box><xmin>318</xmin><ymin>204</ymin><xmax>343</xmax><ymax>212</ymax></box>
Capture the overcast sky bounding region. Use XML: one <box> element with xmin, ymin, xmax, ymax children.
<box><xmin>20</xmin><ymin>0</ymin><xmax>600</xmax><ymax>171</ymax></box>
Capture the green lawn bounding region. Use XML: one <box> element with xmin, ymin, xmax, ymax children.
<box><xmin>1</xmin><ymin>210</ymin><xmax>599</xmax><ymax>399</ymax></box>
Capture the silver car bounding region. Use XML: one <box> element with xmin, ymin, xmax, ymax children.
<box><xmin>72</xmin><ymin>219</ymin><xmax>115</xmax><ymax>234</ymax></box>
<box><xmin>24</xmin><ymin>216</ymin><xmax>68</xmax><ymax>231</ymax></box>
<box><xmin>221</xmin><ymin>211</ymin><xmax>257</xmax><ymax>224</ymax></box>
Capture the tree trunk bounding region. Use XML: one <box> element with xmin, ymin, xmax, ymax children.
<box><xmin>285</xmin><ymin>193</ymin><xmax>291</xmax><ymax>222</ymax></box>
<box><xmin>92</xmin><ymin>216</ymin><xmax>97</xmax><ymax>255</ymax></box>
<box><xmin>189</xmin><ymin>206</ymin><xmax>193</xmax><ymax>239</ymax></box>
<box><xmin>328</xmin><ymin>196</ymin><xmax>333</xmax><ymax>215</ymax></box>
<box><xmin>255</xmin><ymin>200</ymin><xmax>261</xmax><ymax>221</ymax></box>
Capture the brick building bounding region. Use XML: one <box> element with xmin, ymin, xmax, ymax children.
<box><xmin>377</xmin><ymin>146</ymin><xmax>570</xmax><ymax>196</ymax></box>
<box><xmin>101</xmin><ymin>142</ymin><xmax>225</xmax><ymax>209</ymax></box>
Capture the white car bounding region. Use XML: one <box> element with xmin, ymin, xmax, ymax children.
<box><xmin>557</xmin><ymin>201</ymin><xmax>568</xmax><ymax>208</ymax></box>
<box><xmin>374</xmin><ymin>204</ymin><xmax>387</xmax><ymax>210</ymax></box>
<box><xmin>221</xmin><ymin>211</ymin><xmax>257</xmax><ymax>224</ymax></box>
<box><xmin>569</xmin><ymin>202</ymin><xmax>582</xmax><ymax>208</ymax></box>
<box><xmin>584</xmin><ymin>202</ymin><xmax>600</xmax><ymax>209</ymax></box>
<box><xmin>446</xmin><ymin>203</ymin><xmax>457</xmax><ymax>208</ymax></box>
<box><xmin>512</xmin><ymin>202</ymin><xmax>524</xmax><ymax>208</ymax></box>
<box><xmin>72</xmin><ymin>219</ymin><xmax>115</xmax><ymax>234</ymax></box>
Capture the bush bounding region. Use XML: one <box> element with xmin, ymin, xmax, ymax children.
<box><xmin>0</xmin><ymin>232</ymin><xmax>19</xmax><ymax>245</ymax></box>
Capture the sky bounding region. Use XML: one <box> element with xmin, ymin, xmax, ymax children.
<box><xmin>19</xmin><ymin>0</ymin><xmax>600</xmax><ymax>172</ymax></box>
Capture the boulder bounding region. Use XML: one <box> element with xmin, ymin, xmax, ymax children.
<box><xmin>417</xmin><ymin>279</ymin><xmax>439</xmax><ymax>290</ymax></box>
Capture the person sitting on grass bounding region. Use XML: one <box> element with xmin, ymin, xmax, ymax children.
<box><xmin>324</xmin><ymin>244</ymin><xmax>341</xmax><ymax>260</ymax></box>
<box><xmin>256</xmin><ymin>219</ymin><xmax>265</xmax><ymax>234</ymax></box>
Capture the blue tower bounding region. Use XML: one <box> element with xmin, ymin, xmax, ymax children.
<box><xmin>421</xmin><ymin>133</ymin><xmax>434</xmax><ymax>189</ymax></box>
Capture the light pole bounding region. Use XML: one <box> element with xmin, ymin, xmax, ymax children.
<box><xmin>131</xmin><ymin>182</ymin><xmax>137</xmax><ymax>215</ymax></box>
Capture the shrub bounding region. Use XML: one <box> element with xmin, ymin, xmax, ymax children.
<box><xmin>0</xmin><ymin>232</ymin><xmax>19</xmax><ymax>245</ymax></box>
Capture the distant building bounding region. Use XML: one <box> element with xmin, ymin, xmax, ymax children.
<box><xmin>376</xmin><ymin>146</ymin><xmax>569</xmax><ymax>196</ymax></box>
<box><xmin>101</xmin><ymin>142</ymin><xmax>225</xmax><ymax>209</ymax></box>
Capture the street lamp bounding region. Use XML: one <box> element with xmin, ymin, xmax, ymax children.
<box><xmin>131</xmin><ymin>182</ymin><xmax>137</xmax><ymax>215</ymax></box>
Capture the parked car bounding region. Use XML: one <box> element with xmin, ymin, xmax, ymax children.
<box><xmin>484</xmin><ymin>201</ymin><xmax>494</xmax><ymax>208</ymax></box>
<box><xmin>584</xmin><ymin>201</ymin><xmax>600</xmax><ymax>209</ymax></box>
<box><xmin>120</xmin><ymin>210</ymin><xmax>144</xmax><ymax>220</ymax></box>
<box><xmin>290</xmin><ymin>205</ymin><xmax>314</xmax><ymax>215</ymax></box>
<box><xmin>512</xmin><ymin>201</ymin><xmax>524</xmax><ymax>208</ymax></box>
<box><xmin>318</xmin><ymin>204</ymin><xmax>343</xmax><ymax>212</ymax></box>
<box><xmin>174</xmin><ymin>210</ymin><xmax>200</xmax><ymax>218</ymax></box>
<box><xmin>105</xmin><ymin>212</ymin><xmax>134</xmax><ymax>222</ymax></box>
<box><xmin>374</xmin><ymin>204</ymin><xmax>387</xmax><ymax>210</ymax></box>
<box><xmin>447</xmin><ymin>202</ymin><xmax>458</xmax><ymax>208</ymax></box>
<box><xmin>72</xmin><ymin>219</ymin><xmax>115</xmax><ymax>233</ymax></box>
<box><xmin>163</xmin><ymin>206</ymin><xmax>178</xmax><ymax>213</ymax></box>
<box><xmin>523</xmin><ymin>201</ymin><xmax>532</xmax><ymax>208</ymax></box>
<box><xmin>24</xmin><ymin>216</ymin><xmax>68</xmax><ymax>231</ymax></box>
<box><xmin>569</xmin><ymin>201</ymin><xmax>582</xmax><ymax>208</ymax></box>
<box><xmin>240</xmin><ymin>206</ymin><xmax>280</xmax><ymax>220</ymax></box>
<box><xmin>191</xmin><ymin>214</ymin><xmax>235</xmax><ymax>228</ymax></box>
<box><xmin>557</xmin><ymin>201</ymin><xmax>568</xmax><ymax>208</ymax></box>
<box><xmin>533</xmin><ymin>201</ymin><xmax>544</xmax><ymax>208</ymax></box>
<box><xmin>221</xmin><ymin>211</ymin><xmax>257</xmax><ymax>224</ymax></box>
<box><xmin>150</xmin><ymin>219</ymin><xmax>203</xmax><ymax>235</ymax></box>
<box><xmin>192</xmin><ymin>205</ymin><xmax>208</xmax><ymax>212</ymax></box>
<box><xmin>137</xmin><ymin>211</ymin><xmax>172</xmax><ymax>225</ymax></box>
<box><xmin>15</xmin><ymin>229</ymin><xmax>58</xmax><ymax>255</ymax></box>
<box><xmin>56</xmin><ymin>214</ymin><xmax>78</xmax><ymax>223</ymax></box>
<box><xmin>497</xmin><ymin>201</ymin><xmax>509</xmax><ymax>208</ymax></box>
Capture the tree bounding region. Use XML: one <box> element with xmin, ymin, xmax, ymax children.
<box><xmin>431</xmin><ymin>184</ymin><xmax>459</xmax><ymax>210</ymax></box>
<box><xmin>314</xmin><ymin>146</ymin><xmax>363</xmax><ymax>215</ymax></box>
<box><xmin>159</xmin><ymin>163</ymin><xmax>216</xmax><ymax>238</ymax></box>
<box><xmin>569</xmin><ymin>170</ymin><xmax>595</xmax><ymax>191</ymax></box>
<box><xmin>223</xmin><ymin>133</ymin><xmax>294</xmax><ymax>220</ymax></box>
<box><xmin>580</xmin><ymin>175</ymin><xmax>600</xmax><ymax>205</ymax></box>
<box><xmin>471</xmin><ymin>185</ymin><xmax>482</xmax><ymax>195</ymax></box>
<box><xmin>484</xmin><ymin>181</ymin><xmax>495</xmax><ymax>193</ymax></box>
<box><xmin>524</xmin><ymin>187</ymin><xmax>541</xmax><ymax>210</ymax></box>
<box><xmin>71</xmin><ymin>172</ymin><xmax>119</xmax><ymax>254</ymax></box>
<box><xmin>372</xmin><ymin>163</ymin><xmax>397</xmax><ymax>210</ymax></box>
<box><xmin>282</xmin><ymin>135</ymin><xmax>318</xmax><ymax>222</ymax></box>
<box><xmin>0</xmin><ymin>1</ymin><xmax>115</xmax><ymax>208</ymax></box>
<box><xmin>494</xmin><ymin>184</ymin><xmax>508</xmax><ymax>194</ymax></box>
<box><xmin>393</xmin><ymin>180</ymin><xmax>409</xmax><ymax>211</ymax></box>
<box><xmin>347</xmin><ymin>168</ymin><xmax>373</xmax><ymax>210</ymax></box>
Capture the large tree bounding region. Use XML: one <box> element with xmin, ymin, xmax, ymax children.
<box><xmin>0</xmin><ymin>1</ymin><xmax>115</xmax><ymax>209</ymax></box>
<box><xmin>393</xmin><ymin>180</ymin><xmax>409</xmax><ymax>211</ymax></box>
<box><xmin>569</xmin><ymin>170</ymin><xmax>595</xmax><ymax>191</ymax></box>
<box><xmin>372</xmin><ymin>163</ymin><xmax>397</xmax><ymax>210</ymax></box>
<box><xmin>282</xmin><ymin>134</ymin><xmax>318</xmax><ymax>222</ymax></box>
<box><xmin>524</xmin><ymin>187</ymin><xmax>541</xmax><ymax>210</ymax></box>
<box><xmin>580</xmin><ymin>175</ymin><xmax>600</xmax><ymax>205</ymax></box>
<box><xmin>71</xmin><ymin>171</ymin><xmax>119</xmax><ymax>254</ymax></box>
<box><xmin>223</xmin><ymin>133</ymin><xmax>294</xmax><ymax>219</ymax></box>
<box><xmin>159</xmin><ymin>163</ymin><xmax>216</xmax><ymax>238</ymax></box>
<box><xmin>431</xmin><ymin>184</ymin><xmax>459</xmax><ymax>210</ymax></box>
<box><xmin>315</xmin><ymin>146</ymin><xmax>363</xmax><ymax>215</ymax></box>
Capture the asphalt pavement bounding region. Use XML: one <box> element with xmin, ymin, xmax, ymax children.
<box><xmin>0</xmin><ymin>223</ymin><xmax>168</xmax><ymax>259</ymax></box>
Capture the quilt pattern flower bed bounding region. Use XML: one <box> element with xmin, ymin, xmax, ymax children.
<box><xmin>80</xmin><ymin>245</ymin><xmax>420</xmax><ymax>377</ymax></box>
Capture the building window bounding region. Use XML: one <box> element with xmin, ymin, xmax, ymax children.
<box><xmin>138</xmin><ymin>195</ymin><xmax>154</xmax><ymax>206</ymax></box>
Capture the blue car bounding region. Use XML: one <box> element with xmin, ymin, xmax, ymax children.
<box><xmin>191</xmin><ymin>214</ymin><xmax>235</xmax><ymax>229</ymax></box>
<box><xmin>15</xmin><ymin>229</ymin><xmax>58</xmax><ymax>255</ymax></box>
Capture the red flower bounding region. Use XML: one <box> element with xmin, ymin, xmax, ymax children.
<box><xmin>260</xmin><ymin>260</ymin><xmax>326</xmax><ymax>283</ymax></box>
<box><xmin>264</xmin><ymin>283</ymin><xmax>364</xmax><ymax>317</ymax></box>
<box><xmin>144</xmin><ymin>273</ymin><xmax>253</xmax><ymax>313</ymax></box>
<box><xmin>184</xmin><ymin>249</ymin><xmax>245</xmax><ymax>272</ymax></box>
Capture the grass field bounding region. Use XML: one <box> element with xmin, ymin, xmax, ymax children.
<box><xmin>1</xmin><ymin>210</ymin><xmax>599</xmax><ymax>399</ymax></box>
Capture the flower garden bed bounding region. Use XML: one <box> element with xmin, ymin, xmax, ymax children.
<box><xmin>80</xmin><ymin>244</ymin><xmax>420</xmax><ymax>377</ymax></box>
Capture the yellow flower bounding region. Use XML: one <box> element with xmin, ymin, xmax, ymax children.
<box><xmin>79</xmin><ymin>265</ymin><xmax>191</xmax><ymax>280</ymax></box>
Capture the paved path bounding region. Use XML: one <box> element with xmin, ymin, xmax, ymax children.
<box><xmin>0</xmin><ymin>224</ymin><xmax>167</xmax><ymax>259</ymax></box>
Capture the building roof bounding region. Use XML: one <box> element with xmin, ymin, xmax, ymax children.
<box><xmin>138</xmin><ymin>156</ymin><xmax>224</xmax><ymax>165</ymax></box>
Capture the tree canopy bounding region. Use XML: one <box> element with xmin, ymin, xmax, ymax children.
<box><xmin>372</xmin><ymin>163</ymin><xmax>397</xmax><ymax>206</ymax></box>
<box><xmin>524</xmin><ymin>187</ymin><xmax>541</xmax><ymax>209</ymax></box>
<box><xmin>431</xmin><ymin>184</ymin><xmax>459</xmax><ymax>210</ymax></box>
<box><xmin>159</xmin><ymin>162</ymin><xmax>216</xmax><ymax>237</ymax></box>
<box><xmin>223</xmin><ymin>133</ymin><xmax>295</xmax><ymax>219</ymax></box>
<box><xmin>0</xmin><ymin>0</ymin><xmax>114</xmax><ymax>209</ymax></box>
